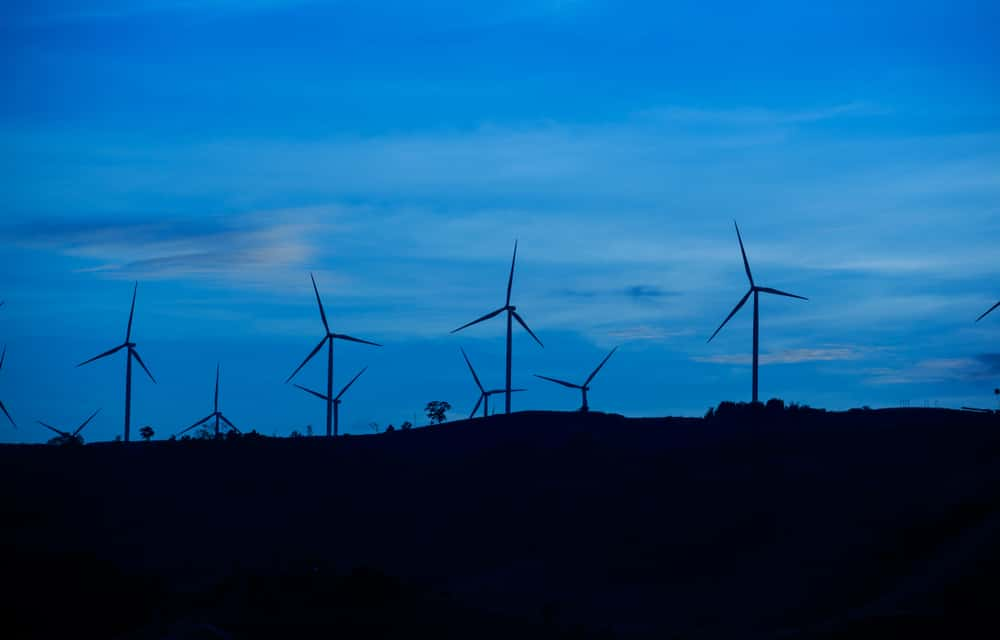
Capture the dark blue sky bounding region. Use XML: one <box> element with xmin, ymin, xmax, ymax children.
<box><xmin>2</xmin><ymin>1</ymin><xmax>998</xmax><ymax>442</ymax></box>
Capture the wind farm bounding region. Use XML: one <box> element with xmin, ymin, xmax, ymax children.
<box><xmin>285</xmin><ymin>274</ymin><xmax>381</xmax><ymax>437</ymax></box>
<box><xmin>294</xmin><ymin>365</ymin><xmax>368</xmax><ymax>437</ymax></box>
<box><xmin>451</xmin><ymin>241</ymin><xmax>544</xmax><ymax>415</ymax></box>
<box><xmin>76</xmin><ymin>283</ymin><xmax>156</xmax><ymax>442</ymax></box>
<box><xmin>707</xmin><ymin>222</ymin><xmax>808</xmax><ymax>404</ymax></box>
<box><xmin>176</xmin><ymin>364</ymin><xmax>239</xmax><ymax>438</ymax></box>
<box><xmin>3</xmin><ymin>2</ymin><xmax>1000</xmax><ymax>637</ymax></box>
<box><xmin>460</xmin><ymin>347</ymin><xmax>526</xmax><ymax>418</ymax></box>
<box><xmin>534</xmin><ymin>347</ymin><xmax>617</xmax><ymax>412</ymax></box>
<box><xmin>36</xmin><ymin>408</ymin><xmax>100</xmax><ymax>445</ymax></box>
<box><xmin>0</xmin><ymin>345</ymin><xmax>14</xmax><ymax>428</ymax></box>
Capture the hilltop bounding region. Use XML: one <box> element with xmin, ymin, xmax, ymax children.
<box><xmin>2</xmin><ymin>407</ymin><xmax>999</xmax><ymax>638</ymax></box>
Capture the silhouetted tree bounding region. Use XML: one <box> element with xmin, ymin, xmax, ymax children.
<box><xmin>139</xmin><ymin>425</ymin><xmax>154</xmax><ymax>441</ymax></box>
<box><xmin>289</xmin><ymin>429</ymin><xmax>303</xmax><ymax>438</ymax></box>
<box><xmin>306</xmin><ymin>424</ymin><xmax>313</xmax><ymax>437</ymax></box>
<box><xmin>765</xmin><ymin>398</ymin><xmax>784</xmax><ymax>413</ymax></box>
<box><xmin>47</xmin><ymin>433</ymin><xmax>83</xmax><ymax>447</ymax></box>
<box><xmin>425</xmin><ymin>401</ymin><xmax>451</xmax><ymax>424</ymax></box>
<box><xmin>400</xmin><ymin>421</ymin><xmax>413</xmax><ymax>431</ymax></box>
<box><xmin>385</xmin><ymin>424</ymin><xmax>395</xmax><ymax>433</ymax></box>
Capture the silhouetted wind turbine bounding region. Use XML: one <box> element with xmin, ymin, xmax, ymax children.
<box><xmin>976</xmin><ymin>301</ymin><xmax>1000</xmax><ymax>322</ymax></box>
<box><xmin>37</xmin><ymin>408</ymin><xmax>100</xmax><ymax>445</ymax></box>
<box><xmin>451</xmin><ymin>241</ymin><xmax>543</xmax><ymax>414</ymax></box>
<box><xmin>460</xmin><ymin>348</ymin><xmax>525</xmax><ymax>418</ymax></box>
<box><xmin>285</xmin><ymin>274</ymin><xmax>381</xmax><ymax>437</ymax></box>
<box><xmin>294</xmin><ymin>366</ymin><xmax>367</xmax><ymax>436</ymax></box>
<box><xmin>77</xmin><ymin>282</ymin><xmax>155</xmax><ymax>442</ymax></box>
<box><xmin>0</xmin><ymin>345</ymin><xmax>14</xmax><ymax>428</ymax></box>
<box><xmin>177</xmin><ymin>364</ymin><xmax>239</xmax><ymax>438</ymax></box>
<box><xmin>707</xmin><ymin>222</ymin><xmax>807</xmax><ymax>404</ymax></box>
<box><xmin>534</xmin><ymin>347</ymin><xmax>617</xmax><ymax>412</ymax></box>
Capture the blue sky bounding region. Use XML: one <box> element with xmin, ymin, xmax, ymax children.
<box><xmin>1</xmin><ymin>0</ymin><xmax>998</xmax><ymax>442</ymax></box>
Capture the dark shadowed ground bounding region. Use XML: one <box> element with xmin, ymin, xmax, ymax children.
<box><xmin>3</xmin><ymin>407</ymin><xmax>999</xmax><ymax>638</ymax></box>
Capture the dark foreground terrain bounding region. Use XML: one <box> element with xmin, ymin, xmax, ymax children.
<box><xmin>3</xmin><ymin>407</ymin><xmax>1000</xmax><ymax>638</ymax></box>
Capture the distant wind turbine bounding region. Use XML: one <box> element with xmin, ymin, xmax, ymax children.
<box><xmin>534</xmin><ymin>347</ymin><xmax>617</xmax><ymax>412</ymax></box>
<box><xmin>177</xmin><ymin>364</ymin><xmax>240</xmax><ymax>438</ymax></box>
<box><xmin>294</xmin><ymin>366</ymin><xmax>368</xmax><ymax>436</ymax></box>
<box><xmin>451</xmin><ymin>240</ymin><xmax>543</xmax><ymax>414</ymax></box>
<box><xmin>285</xmin><ymin>273</ymin><xmax>381</xmax><ymax>437</ymax></box>
<box><xmin>37</xmin><ymin>408</ymin><xmax>100</xmax><ymax>445</ymax></box>
<box><xmin>976</xmin><ymin>301</ymin><xmax>1000</xmax><ymax>322</ymax></box>
<box><xmin>77</xmin><ymin>282</ymin><xmax>156</xmax><ymax>442</ymax></box>
<box><xmin>0</xmin><ymin>345</ymin><xmax>14</xmax><ymax>427</ymax></box>
<box><xmin>460</xmin><ymin>348</ymin><xmax>525</xmax><ymax>418</ymax></box>
<box><xmin>707</xmin><ymin>222</ymin><xmax>807</xmax><ymax>404</ymax></box>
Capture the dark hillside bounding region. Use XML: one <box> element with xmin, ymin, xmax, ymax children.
<box><xmin>2</xmin><ymin>408</ymin><xmax>999</xmax><ymax>638</ymax></box>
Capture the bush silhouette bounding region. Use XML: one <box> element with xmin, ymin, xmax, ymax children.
<box><xmin>139</xmin><ymin>425</ymin><xmax>154</xmax><ymax>441</ymax></box>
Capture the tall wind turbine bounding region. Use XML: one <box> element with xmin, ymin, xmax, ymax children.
<box><xmin>460</xmin><ymin>348</ymin><xmax>525</xmax><ymax>418</ymax></box>
<box><xmin>451</xmin><ymin>241</ymin><xmax>543</xmax><ymax>414</ymax></box>
<box><xmin>707</xmin><ymin>222</ymin><xmax>807</xmax><ymax>404</ymax></box>
<box><xmin>0</xmin><ymin>345</ymin><xmax>14</xmax><ymax>428</ymax></box>
<box><xmin>37</xmin><ymin>408</ymin><xmax>100</xmax><ymax>445</ymax></box>
<box><xmin>177</xmin><ymin>364</ymin><xmax>239</xmax><ymax>438</ymax></box>
<box><xmin>295</xmin><ymin>366</ymin><xmax>367</xmax><ymax>436</ymax></box>
<box><xmin>285</xmin><ymin>273</ymin><xmax>381</xmax><ymax>437</ymax></box>
<box><xmin>976</xmin><ymin>301</ymin><xmax>1000</xmax><ymax>322</ymax></box>
<box><xmin>534</xmin><ymin>347</ymin><xmax>617</xmax><ymax>412</ymax></box>
<box><xmin>77</xmin><ymin>282</ymin><xmax>156</xmax><ymax>442</ymax></box>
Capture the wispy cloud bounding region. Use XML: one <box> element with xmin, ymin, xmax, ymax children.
<box><xmin>7</xmin><ymin>209</ymin><xmax>335</xmax><ymax>288</ymax></box>
<box><xmin>865</xmin><ymin>354</ymin><xmax>1000</xmax><ymax>385</ymax></box>
<box><xmin>694</xmin><ymin>346</ymin><xmax>870</xmax><ymax>366</ymax></box>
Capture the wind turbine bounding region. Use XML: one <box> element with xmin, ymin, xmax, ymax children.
<box><xmin>77</xmin><ymin>282</ymin><xmax>156</xmax><ymax>442</ymax></box>
<box><xmin>177</xmin><ymin>364</ymin><xmax>239</xmax><ymax>438</ymax></box>
<box><xmin>460</xmin><ymin>348</ymin><xmax>525</xmax><ymax>418</ymax></box>
<box><xmin>0</xmin><ymin>345</ymin><xmax>14</xmax><ymax>427</ymax></box>
<box><xmin>976</xmin><ymin>301</ymin><xmax>1000</xmax><ymax>322</ymax></box>
<box><xmin>534</xmin><ymin>347</ymin><xmax>617</xmax><ymax>412</ymax></box>
<box><xmin>707</xmin><ymin>222</ymin><xmax>807</xmax><ymax>404</ymax></box>
<box><xmin>451</xmin><ymin>240</ymin><xmax>543</xmax><ymax>414</ymax></box>
<box><xmin>294</xmin><ymin>366</ymin><xmax>367</xmax><ymax>436</ymax></box>
<box><xmin>37</xmin><ymin>408</ymin><xmax>100</xmax><ymax>445</ymax></box>
<box><xmin>285</xmin><ymin>273</ymin><xmax>381</xmax><ymax>437</ymax></box>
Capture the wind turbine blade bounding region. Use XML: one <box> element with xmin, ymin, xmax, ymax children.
<box><xmin>0</xmin><ymin>400</ymin><xmax>15</xmax><ymax>428</ymax></box>
<box><xmin>73</xmin><ymin>408</ymin><xmax>101</xmax><ymax>436</ymax></box>
<box><xmin>214</xmin><ymin>363</ymin><xmax>220</xmax><ymax>412</ymax></box>
<box><xmin>756</xmin><ymin>286</ymin><xmax>808</xmax><ymax>301</ymax></box>
<box><xmin>509</xmin><ymin>388</ymin><xmax>527</xmax><ymax>393</ymax></box>
<box><xmin>177</xmin><ymin>413</ymin><xmax>214</xmax><ymax>436</ymax></box>
<box><xmin>219</xmin><ymin>414</ymin><xmax>239</xmax><ymax>433</ymax></box>
<box><xmin>335</xmin><ymin>366</ymin><xmax>368</xmax><ymax>401</ymax></box>
<box><xmin>506</xmin><ymin>239</ymin><xmax>518</xmax><ymax>306</ymax></box>
<box><xmin>130</xmin><ymin>348</ymin><xmax>156</xmax><ymax>383</ymax></box>
<box><xmin>331</xmin><ymin>333</ymin><xmax>382</xmax><ymax>347</ymax></box>
<box><xmin>460</xmin><ymin>348</ymin><xmax>485</xmax><ymax>393</ymax></box>
<box><xmin>0</xmin><ymin>344</ymin><xmax>5</xmax><ymax>370</ymax></box>
<box><xmin>511</xmin><ymin>311</ymin><xmax>543</xmax><ymax>347</ymax></box>
<box><xmin>976</xmin><ymin>300</ymin><xmax>1000</xmax><ymax>322</ymax></box>
<box><xmin>451</xmin><ymin>307</ymin><xmax>505</xmax><ymax>333</ymax></box>
<box><xmin>310</xmin><ymin>273</ymin><xmax>330</xmax><ymax>333</ymax></box>
<box><xmin>125</xmin><ymin>281</ymin><xmax>138</xmax><ymax>342</ymax></box>
<box><xmin>285</xmin><ymin>336</ymin><xmax>328</xmax><ymax>383</ymax></box>
<box><xmin>77</xmin><ymin>343</ymin><xmax>126</xmax><ymax>367</ymax></box>
<box><xmin>37</xmin><ymin>421</ymin><xmax>69</xmax><ymax>437</ymax></box>
<box><xmin>734</xmin><ymin>221</ymin><xmax>754</xmax><ymax>286</ymax></box>
<box><xmin>534</xmin><ymin>374</ymin><xmax>582</xmax><ymax>389</ymax></box>
<box><xmin>470</xmin><ymin>394</ymin><xmax>483</xmax><ymax>419</ymax></box>
<box><xmin>584</xmin><ymin>347</ymin><xmax>618</xmax><ymax>386</ymax></box>
<box><xmin>707</xmin><ymin>289</ymin><xmax>752</xmax><ymax>343</ymax></box>
<box><xmin>294</xmin><ymin>383</ymin><xmax>330</xmax><ymax>401</ymax></box>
